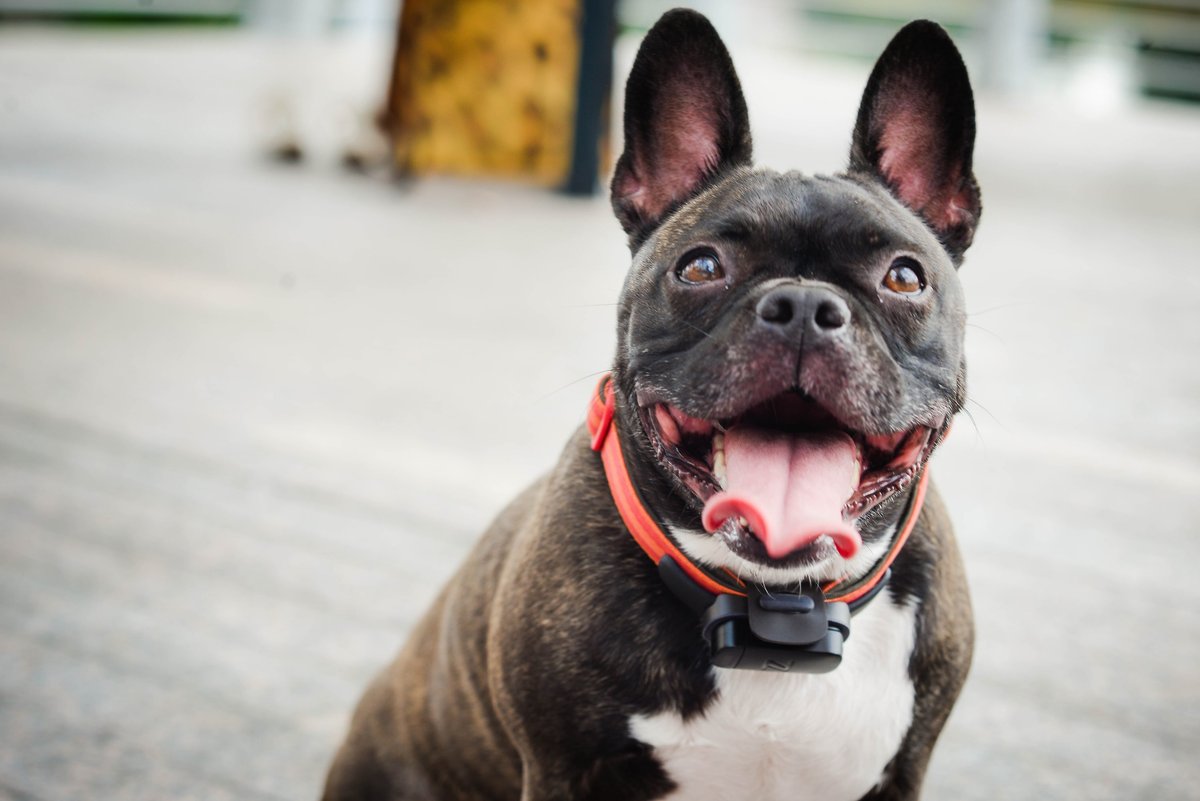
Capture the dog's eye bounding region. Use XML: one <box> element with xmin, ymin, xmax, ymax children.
<box><xmin>882</xmin><ymin>258</ymin><xmax>925</xmax><ymax>295</ymax></box>
<box><xmin>677</xmin><ymin>253</ymin><xmax>724</xmax><ymax>285</ymax></box>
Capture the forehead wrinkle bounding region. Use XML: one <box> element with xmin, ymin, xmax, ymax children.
<box><xmin>740</xmin><ymin>173</ymin><xmax>897</xmax><ymax>242</ymax></box>
<box><xmin>649</xmin><ymin>168</ymin><xmax>937</xmax><ymax>266</ymax></box>
<box><xmin>794</xmin><ymin>178</ymin><xmax>931</xmax><ymax>257</ymax></box>
<box><xmin>709</xmin><ymin>179</ymin><xmax>855</xmax><ymax>259</ymax></box>
<box><xmin>687</xmin><ymin>177</ymin><xmax>812</xmax><ymax>249</ymax></box>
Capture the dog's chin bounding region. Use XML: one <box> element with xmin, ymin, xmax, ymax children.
<box><xmin>667</xmin><ymin>523</ymin><xmax>897</xmax><ymax>588</ymax></box>
<box><xmin>636</xmin><ymin>385</ymin><xmax>943</xmax><ymax>585</ymax></box>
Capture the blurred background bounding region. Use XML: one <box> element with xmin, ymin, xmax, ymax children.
<box><xmin>1</xmin><ymin>1</ymin><xmax>1197</xmax><ymax>799</ymax></box>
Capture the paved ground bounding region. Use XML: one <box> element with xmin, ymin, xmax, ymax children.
<box><xmin>0</xmin><ymin>23</ymin><xmax>1198</xmax><ymax>801</ymax></box>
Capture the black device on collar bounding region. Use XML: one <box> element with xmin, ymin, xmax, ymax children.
<box><xmin>658</xmin><ymin>556</ymin><xmax>892</xmax><ymax>673</ymax></box>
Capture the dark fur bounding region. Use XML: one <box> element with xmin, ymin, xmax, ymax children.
<box><xmin>323</xmin><ymin>11</ymin><xmax>977</xmax><ymax>801</ymax></box>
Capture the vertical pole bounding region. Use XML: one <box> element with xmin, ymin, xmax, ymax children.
<box><xmin>564</xmin><ymin>0</ymin><xmax>616</xmax><ymax>196</ymax></box>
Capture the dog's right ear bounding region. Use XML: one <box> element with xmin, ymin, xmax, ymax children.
<box><xmin>611</xmin><ymin>9</ymin><xmax>753</xmax><ymax>247</ymax></box>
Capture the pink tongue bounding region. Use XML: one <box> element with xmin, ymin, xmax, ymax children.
<box><xmin>702</xmin><ymin>428</ymin><xmax>862</xmax><ymax>559</ymax></box>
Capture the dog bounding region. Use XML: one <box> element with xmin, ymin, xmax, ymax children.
<box><xmin>322</xmin><ymin>9</ymin><xmax>978</xmax><ymax>801</ymax></box>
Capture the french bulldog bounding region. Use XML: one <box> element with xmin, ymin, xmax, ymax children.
<box><xmin>322</xmin><ymin>9</ymin><xmax>978</xmax><ymax>801</ymax></box>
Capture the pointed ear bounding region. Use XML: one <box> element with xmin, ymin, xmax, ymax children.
<box><xmin>611</xmin><ymin>9</ymin><xmax>753</xmax><ymax>246</ymax></box>
<box><xmin>849</xmin><ymin>21</ymin><xmax>981</xmax><ymax>262</ymax></box>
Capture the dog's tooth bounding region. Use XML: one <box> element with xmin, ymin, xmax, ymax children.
<box><xmin>737</xmin><ymin>516</ymin><xmax>749</xmax><ymax>529</ymax></box>
<box><xmin>712</xmin><ymin>431</ymin><xmax>726</xmax><ymax>488</ymax></box>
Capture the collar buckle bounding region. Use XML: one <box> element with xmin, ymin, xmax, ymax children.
<box><xmin>660</xmin><ymin>555</ymin><xmax>861</xmax><ymax>674</ymax></box>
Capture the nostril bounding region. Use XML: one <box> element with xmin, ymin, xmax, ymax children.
<box><xmin>814</xmin><ymin>298</ymin><xmax>849</xmax><ymax>330</ymax></box>
<box><xmin>757</xmin><ymin>295</ymin><xmax>795</xmax><ymax>324</ymax></box>
<box><xmin>756</xmin><ymin>286</ymin><xmax>849</xmax><ymax>332</ymax></box>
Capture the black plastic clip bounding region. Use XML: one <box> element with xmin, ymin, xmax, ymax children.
<box><xmin>658</xmin><ymin>556</ymin><xmax>872</xmax><ymax>674</ymax></box>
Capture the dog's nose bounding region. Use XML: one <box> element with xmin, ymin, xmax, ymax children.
<box><xmin>755</xmin><ymin>284</ymin><xmax>851</xmax><ymax>339</ymax></box>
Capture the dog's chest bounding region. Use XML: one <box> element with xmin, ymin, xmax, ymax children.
<box><xmin>630</xmin><ymin>597</ymin><xmax>918</xmax><ymax>801</ymax></box>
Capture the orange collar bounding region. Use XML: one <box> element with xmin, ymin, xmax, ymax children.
<box><xmin>586</xmin><ymin>375</ymin><xmax>928</xmax><ymax>606</ymax></box>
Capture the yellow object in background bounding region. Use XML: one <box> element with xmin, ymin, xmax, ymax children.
<box><xmin>385</xmin><ymin>0</ymin><xmax>606</xmax><ymax>188</ymax></box>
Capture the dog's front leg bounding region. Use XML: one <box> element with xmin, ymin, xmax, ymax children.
<box><xmin>518</xmin><ymin>765</ymin><xmax>573</xmax><ymax>801</ymax></box>
<box><xmin>519</xmin><ymin>744</ymin><xmax>676</xmax><ymax>801</ymax></box>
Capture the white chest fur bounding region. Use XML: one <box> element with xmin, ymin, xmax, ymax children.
<box><xmin>630</xmin><ymin>596</ymin><xmax>918</xmax><ymax>801</ymax></box>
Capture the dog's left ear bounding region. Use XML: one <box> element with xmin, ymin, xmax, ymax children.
<box><xmin>611</xmin><ymin>9</ymin><xmax>753</xmax><ymax>247</ymax></box>
<box><xmin>849</xmin><ymin>21</ymin><xmax>981</xmax><ymax>262</ymax></box>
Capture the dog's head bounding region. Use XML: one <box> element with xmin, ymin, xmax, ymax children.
<box><xmin>608</xmin><ymin>10</ymin><xmax>980</xmax><ymax>586</ymax></box>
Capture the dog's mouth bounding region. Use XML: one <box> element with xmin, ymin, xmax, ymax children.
<box><xmin>637</xmin><ymin>390</ymin><xmax>940</xmax><ymax>563</ymax></box>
